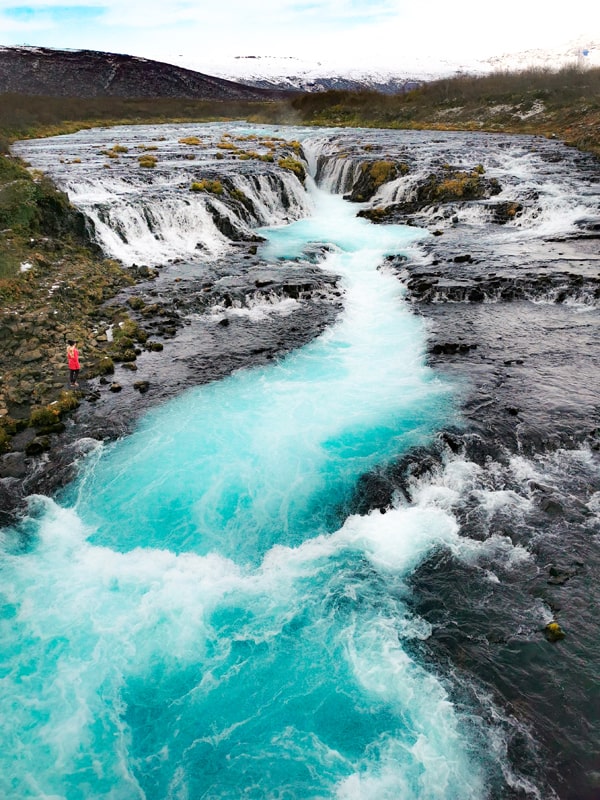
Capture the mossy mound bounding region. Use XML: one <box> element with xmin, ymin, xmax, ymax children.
<box><xmin>277</xmin><ymin>157</ymin><xmax>306</xmax><ymax>183</ymax></box>
<box><xmin>347</xmin><ymin>160</ymin><xmax>409</xmax><ymax>202</ymax></box>
<box><xmin>91</xmin><ymin>356</ymin><xmax>115</xmax><ymax>376</ymax></box>
<box><xmin>138</xmin><ymin>154</ymin><xmax>157</xmax><ymax>168</ymax></box>
<box><xmin>427</xmin><ymin>164</ymin><xmax>500</xmax><ymax>202</ymax></box>
<box><xmin>190</xmin><ymin>179</ymin><xmax>223</xmax><ymax>194</ymax></box>
<box><xmin>108</xmin><ymin>315</ymin><xmax>149</xmax><ymax>362</ymax></box>
<box><xmin>358</xmin><ymin>163</ymin><xmax>502</xmax><ymax>221</ymax></box>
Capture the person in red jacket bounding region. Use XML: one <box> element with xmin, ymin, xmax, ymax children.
<box><xmin>66</xmin><ymin>340</ymin><xmax>80</xmax><ymax>387</ymax></box>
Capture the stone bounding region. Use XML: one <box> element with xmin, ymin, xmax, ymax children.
<box><xmin>0</xmin><ymin>452</ymin><xmax>27</xmax><ymax>478</ymax></box>
<box><xmin>25</xmin><ymin>436</ymin><xmax>50</xmax><ymax>456</ymax></box>
<box><xmin>21</xmin><ymin>349</ymin><xmax>43</xmax><ymax>363</ymax></box>
<box><xmin>544</xmin><ymin>621</ymin><xmax>566</xmax><ymax>642</ymax></box>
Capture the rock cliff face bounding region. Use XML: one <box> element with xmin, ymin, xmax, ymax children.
<box><xmin>0</xmin><ymin>46</ymin><xmax>283</xmax><ymax>100</ymax></box>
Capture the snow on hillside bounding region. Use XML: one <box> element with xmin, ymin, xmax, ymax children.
<box><xmin>161</xmin><ymin>40</ymin><xmax>600</xmax><ymax>92</ymax></box>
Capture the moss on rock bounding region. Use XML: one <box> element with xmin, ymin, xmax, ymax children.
<box><xmin>347</xmin><ymin>160</ymin><xmax>408</xmax><ymax>202</ymax></box>
<box><xmin>277</xmin><ymin>157</ymin><xmax>306</xmax><ymax>183</ymax></box>
<box><xmin>29</xmin><ymin>405</ymin><xmax>61</xmax><ymax>428</ymax></box>
<box><xmin>544</xmin><ymin>621</ymin><xmax>566</xmax><ymax>642</ymax></box>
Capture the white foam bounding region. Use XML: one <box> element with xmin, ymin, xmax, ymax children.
<box><xmin>209</xmin><ymin>295</ymin><xmax>300</xmax><ymax>321</ymax></box>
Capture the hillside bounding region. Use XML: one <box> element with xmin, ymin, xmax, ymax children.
<box><xmin>0</xmin><ymin>46</ymin><xmax>282</xmax><ymax>101</ymax></box>
<box><xmin>290</xmin><ymin>66</ymin><xmax>600</xmax><ymax>157</ymax></box>
<box><xmin>164</xmin><ymin>40</ymin><xmax>599</xmax><ymax>94</ymax></box>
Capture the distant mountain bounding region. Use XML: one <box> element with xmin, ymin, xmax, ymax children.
<box><xmin>162</xmin><ymin>55</ymin><xmax>427</xmax><ymax>95</ymax></box>
<box><xmin>166</xmin><ymin>41</ymin><xmax>600</xmax><ymax>94</ymax></box>
<box><xmin>0</xmin><ymin>46</ymin><xmax>283</xmax><ymax>100</ymax></box>
<box><xmin>0</xmin><ymin>41</ymin><xmax>597</xmax><ymax>104</ymax></box>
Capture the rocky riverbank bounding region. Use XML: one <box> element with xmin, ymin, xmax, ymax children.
<box><xmin>0</xmin><ymin>168</ymin><xmax>343</xmax><ymax>522</ymax></box>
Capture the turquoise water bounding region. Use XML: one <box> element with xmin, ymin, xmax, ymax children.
<box><xmin>0</xmin><ymin>184</ymin><xmax>489</xmax><ymax>799</ymax></box>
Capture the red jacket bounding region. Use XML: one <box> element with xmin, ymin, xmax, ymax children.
<box><xmin>67</xmin><ymin>346</ymin><xmax>80</xmax><ymax>370</ymax></box>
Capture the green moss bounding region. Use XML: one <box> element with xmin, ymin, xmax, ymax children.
<box><xmin>127</xmin><ymin>296</ymin><xmax>146</xmax><ymax>311</ymax></box>
<box><xmin>230</xmin><ymin>188</ymin><xmax>248</xmax><ymax>203</ymax></box>
<box><xmin>433</xmin><ymin>167</ymin><xmax>498</xmax><ymax>201</ymax></box>
<box><xmin>179</xmin><ymin>136</ymin><xmax>201</xmax><ymax>145</ymax></box>
<box><xmin>55</xmin><ymin>390</ymin><xmax>80</xmax><ymax>413</ymax></box>
<box><xmin>277</xmin><ymin>157</ymin><xmax>306</xmax><ymax>182</ymax></box>
<box><xmin>94</xmin><ymin>356</ymin><xmax>115</xmax><ymax>376</ymax></box>
<box><xmin>544</xmin><ymin>621</ymin><xmax>566</xmax><ymax>642</ymax></box>
<box><xmin>117</xmin><ymin>348</ymin><xmax>137</xmax><ymax>363</ymax></box>
<box><xmin>190</xmin><ymin>179</ymin><xmax>223</xmax><ymax>194</ymax></box>
<box><xmin>114</xmin><ymin>317</ymin><xmax>144</xmax><ymax>341</ymax></box>
<box><xmin>349</xmin><ymin>160</ymin><xmax>406</xmax><ymax>202</ymax></box>
<box><xmin>0</xmin><ymin>178</ymin><xmax>37</xmax><ymax>228</ymax></box>
<box><xmin>0</xmin><ymin>427</ymin><xmax>10</xmax><ymax>453</ymax></box>
<box><xmin>29</xmin><ymin>405</ymin><xmax>61</xmax><ymax>428</ymax></box>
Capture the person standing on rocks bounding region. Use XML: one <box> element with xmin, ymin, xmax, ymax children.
<box><xmin>66</xmin><ymin>340</ymin><xmax>81</xmax><ymax>387</ymax></box>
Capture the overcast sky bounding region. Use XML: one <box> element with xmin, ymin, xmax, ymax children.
<box><xmin>0</xmin><ymin>0</ymin><xmax>597</xmax><ymax>72</ymax></box>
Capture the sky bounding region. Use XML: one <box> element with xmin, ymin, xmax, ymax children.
<box><xmin>0</xmin><ymin>0</ymin><xmax>598</xmax><ymax>74</ymax></box>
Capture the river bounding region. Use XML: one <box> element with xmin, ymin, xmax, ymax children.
<box><xmin>4</xmin><ymin>123</ymin><xmax>600</xmax><ymax>799</ymax></box>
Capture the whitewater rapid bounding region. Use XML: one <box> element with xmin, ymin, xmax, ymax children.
<box><xmin>0</xmin><ymin>174</ymin><xmax>495</xmax><ymax>800</ymax></box>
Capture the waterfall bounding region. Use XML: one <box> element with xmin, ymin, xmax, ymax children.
<box><xmin>7</xmin><ymin>122</ymin><xmax>596</xmax><ymax>799</ymax></box>
<box><xmin>1</xmin><ymin>125</ymin><xmax>493</xmax><ymax>800</ymax></box>
<box><xmin>13</xmin><ymin>124</ymin><xmax>313</xmax><ymax>267</ymax></box>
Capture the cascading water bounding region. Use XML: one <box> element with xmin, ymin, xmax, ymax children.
<box><xmin>0</xmin><ymin>140</ymin><xmax>494</xmax><ymax>800</ymax></box>
<box><xmin>5</xmin><ymin>122</ymin><xmax>599</xmax><ymax>800</ymax></box>
<box><xmin>67</xmin><ymin>184</ymin><xmax>452</xmax><ymax>562</ymax></box>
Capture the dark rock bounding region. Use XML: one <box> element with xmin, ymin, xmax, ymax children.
<box><xmin>25</xmin><ymin>436</ymin><xmax>50</xmax><ymax>456</ymax></box>
<box><xmin>548</xmin><ymin>565</ymin><xmax>579</xmax><ymax>585</ymax></box>
<box><xmin>36</xmin><ymin>422</ymin><xmax>66</xmax><ymax>435</ymax></box>
<box><xmin>490</xmin><ymin>201</ymin><xmax>524</xmax><ymax>224</ymax></box>
<box><xmin>540</xmin><ymin>497</ymin><xmax>564</xmax><ymax>516</ymax></box>
<box><xmin>431</xmin><ymin>342</ymin><xmax>477</xmax><ymax>355</ymax></box>
<box><xmin>109</xmin><ymin>383</ymin><xmax>122</xmax><ymax>393</ymax></box>
<box><xmin>0</xmin><ymin>452</ymin><xmax>28</xmax><ymax>478</ymax></box>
